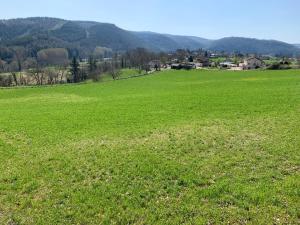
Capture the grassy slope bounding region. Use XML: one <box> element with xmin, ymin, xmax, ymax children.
<box><xmin>100</xmin><ymin>68</ymin><xmax>142</xmax><ymax>82</ymax></box>
<box><xmin>0</xmin><ymin>70</ymin><xmax>299</xmax><ymax>224</ymax></box>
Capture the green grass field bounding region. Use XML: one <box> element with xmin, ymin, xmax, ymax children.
<box><xmin>0</xmin><ymin>69</ymin><xmax>299</xmax><ymax>224</ymax></box>
<box><xmin>100</xmin><ymin>68</ymin><xmax>142</xmax><ymax>82</ymax></box>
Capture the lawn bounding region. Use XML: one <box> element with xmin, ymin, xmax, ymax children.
<box><xmin>0</xmin><ymin>69</ymin><xmax>299</xmax><ymax>224</ymax></box>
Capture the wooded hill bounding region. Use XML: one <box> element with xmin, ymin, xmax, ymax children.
<box><xmin>0</xmin><ymin>17</ymin><xmax>299</xmax><ymax>59</ymax></box>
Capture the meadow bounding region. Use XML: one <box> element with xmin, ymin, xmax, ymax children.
<box><xmin>100</xmin><ymin>68</ymin><xmax>143</xmax><ymax>82</ymax></box>
<box><xmin>0</xmin><ymin>69</ymin><xmax>299</xmax><ymax>224</ymax></box>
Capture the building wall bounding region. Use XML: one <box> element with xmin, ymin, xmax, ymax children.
<box><xmin>244</xmin><ymin>58</ymin><xmax>263</xmax><ymax>69</ymax></box>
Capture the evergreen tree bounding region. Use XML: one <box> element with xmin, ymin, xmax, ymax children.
<box><xmin>70</xmin><ymin>57</ymin><xmax>80</xmax><ymax>83</ymax></box>
<box><xmin>121</xmin><ymin>57</ymin><xmax>125</xmax><ymax>68</ymax></box>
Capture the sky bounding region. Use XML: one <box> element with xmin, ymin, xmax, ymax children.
<box><xmin>1</xmin><ymin>0</ymin><xmax>300</xmax><ymax>43</ymax></box>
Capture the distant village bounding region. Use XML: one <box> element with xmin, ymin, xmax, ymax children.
<box><xmin>169</xmin><ymin>56</ymin><xmax>263</xmax><ymax>70</ymax></box>
<box><xmin>147</xmin><ymin>49</ymin><xmax>298</xmax><ymax>71</ymax></box>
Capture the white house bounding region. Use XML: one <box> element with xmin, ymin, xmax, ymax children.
<box><xmin>242</xmin><ymin>57</ymin><xmax>264</xmax><ymax>70</ymax></box>
<box><xmin>220</xmin><ymin>61</ymin><xmax>238</xmax><ymax>69</ymax></box>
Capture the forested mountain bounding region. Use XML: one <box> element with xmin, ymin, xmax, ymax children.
<box><xmin>0</xmin><ymin>17</ymin><xmax>299</xmax><ymax>58</ymax></box>
<box><xmin>133</xmin><ymin>32</ymin><xmax>213</xmax><ymax>52</ymax></box>
<box><xmin>209</xmin><ymin>37</ymin><xmax>300</xmax><ymax>56</ymax></box>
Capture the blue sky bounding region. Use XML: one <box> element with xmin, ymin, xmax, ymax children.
<box><xmin>2</xmin><ymin>0</ymin><xmax>300</xmax><ymax>43</ymax></box>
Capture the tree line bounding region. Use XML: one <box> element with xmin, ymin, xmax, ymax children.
<box><xmin>0</xmin><ymin>47</ymin><xmax>167</xmax><ymax>87</ymax></box>
<box><xmin>2</xmin><ymin>46</ymin><xmax>299</xmax><ymax>87</ymax></box>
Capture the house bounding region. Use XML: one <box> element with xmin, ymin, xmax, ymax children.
<box><xmin>171</xmin><ymin>64</ymin><xmax>182</xmax><ymax>70</ymax></box>
<box><xmin>171</xmin><ymin>59</ymin><xmax>179</xmax><ymax>63</ymax></box>
<box><xmin>182</xmin><ymin>63</ymin><xmax>196</xmax><ymax>70</ymax></box>
<box><xmin>220</xmin><ymin>61</ymin><xmax>238</xmax><ymax>69</ymax></box>
<box><xmin>171</xmin><ymin>63</ymin><xmax>196</xmax><ymax>70</ymax></box>
<box><xmin>243</xmin><ymin>57</ymin><xmax>263</xmax><ymax>69</ymax></box>
<box><xmin>196</xmin><ymin>57</ymin><xmax>210</xmax><ymax>67</ymax></box>
<box><xmin>210</xmin><ymin>53</ymin><xmax>221</xmax><ymax>58</ymax></box>
<box><xmin>279</xmin><ymin>59</ymin><xmax>291</xmax><ymax>65</ymax></box>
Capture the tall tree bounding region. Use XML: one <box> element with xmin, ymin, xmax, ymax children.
<box><xmin>88</xmin><ymin>56</ymin><xmax>97</xmax><ymax>73</ymax></box>
<box><xmin>12</xmin><ymin>47</ymin><xmax>26</xmax><ymax>72</ymax></box>
<box><xmin>70</xmin><ymin>57</ymin><xmax>80</xmax><ymax>83</ymax></box>
<box><xmin>109</xmin><ymin>58</ymin><xmax>121</xmax><ymax>80</ymax></box>
<box><xmin>87</xmin><ymin>56</ymin><xmax>101</xmax><ymax>81</ymax></box>
<box><xmin>27</xmin><ymin>58</ymin><xmax>44</xmax><ymax>85</ymax></box>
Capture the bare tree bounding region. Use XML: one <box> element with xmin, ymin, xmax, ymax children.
<box><xmin>8</xmin><ymin>61</ymin><xmax>19</xmax><ymax>86</ymax></box>
<box><xmin>88</xmin><ymin>56</ymin><xmax>101</xmax><ymax>81</ymax></box>
<box><xmin>23</xmin><ymin>58</ymin><xmax>37</xmax><ymax>70</ymax></box>
<box><xmin>159</xmin><ymin>52</ymin><xmax>170</xmax><ymax>65</ymax></box>
<box><xmin>176</xmin><ymin>49</ymin><xmax>188</xmax><ymax>62</ymax></box>
<box><xmin>44</xmin><ymin>68</ymin><xmax>58</xmax><ymax>85</ymax></box>
<box><xmin>12</xmin><ymin>47</ymin><xmax>26</xmax><ymax>72</ymax></box>
<box><xmin>27</xmin><ymin>59</ymin><xmax>44</xmax><ymax>85</ymax></box>
<box><xmin>109</xmin><ymin>60</ymin><xmax>121</xmax><ymax>80</ymax></box>
<box><xmin>125</xmin><ymin>48</ymin><xmax>154</xmax><ymax>73</ymax></box>
<box><xmin>58</xmin><ymin>65</ymin><xmax>68</xmax><ymax>83</ymax></box>
<box><xmin>0</xmin><ymin>74</ymin><xmax>13</xmax><ymax>87</ymax></box>
<box><xmin>19</xmin><ymin>72</ymin><xmax>27</xmax><ymax>86</ymax></box>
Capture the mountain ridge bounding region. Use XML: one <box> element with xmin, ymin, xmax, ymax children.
<box><xmin>0</xmin><ymin>17</ymin><xmax>299</xmax><ymax>56</ymax></box>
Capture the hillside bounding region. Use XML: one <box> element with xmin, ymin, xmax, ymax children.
<box><xmin>0</xmin><ymin>17</ymin><xmax>146</xmax><ymax>53</ymax></box>
<box><xmin>0</xmin><ymin>69</ymin><xmax>299</xmax><ymax>224</ymax></box>
<box><xmin>0</xmin><ymin>17</ymin><xmax>299</xmax><ymax>56</ymax></box>
<box><xmin>209</xmin><ymin>37</ymin><xmax>300</xmax><ymax>56</ymax></box>
<box><xmin>134</xmin><ymin>32</ymin><xmax>212</xmax><ymax>51</ymax></box>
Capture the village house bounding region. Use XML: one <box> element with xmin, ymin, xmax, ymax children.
<box><xmin>279</xmin><ymin>58</ymin><xmax>291</xmax><ymax>65</ymax></box>
<box><xmin>242</xmin><ymin>57</ymin><xmax>264</xmax><ymax>70</ymax></box>
<box><xmin>171</xmin><ymin>62</ymin><xmax>196</xmax><ymax>70</ymax></box>
<box><xmin>196</xmin><ymin>57</ymin><xmax>210</xmax><ymax>67</ymax></box>
<box><xmin>210</xmin><ymin>53</ymin><xmax>221</xmax><ymax>58</ymax></box>
<box><xmin>183</xmin><ymin>62</ymin><xmax>196</xmax><ymax>70</ymax></box>
<box><xmin>220</xmin><ymin>61</ymin><xmax>238</xmax><ymax>69</ymax></box>
<box><xmin>171</xmin><ymin>63</ymin><xmax>182</xmax><ymax>70</ymax></box>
